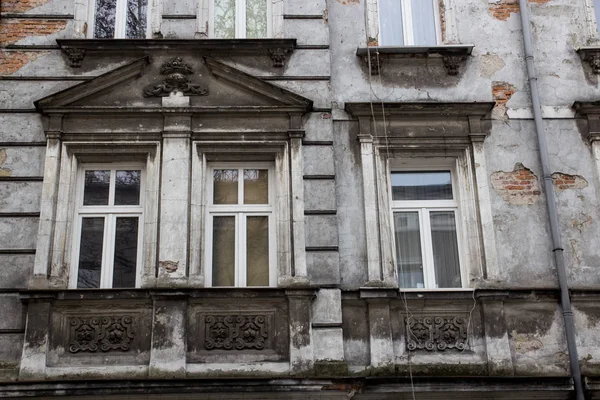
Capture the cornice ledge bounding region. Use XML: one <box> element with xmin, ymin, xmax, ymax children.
<box><xmin>355</xmin><ymin>44</ymin><xmax>474</xmax><ymax>75</ymax></box>
<box><xmin>576</xmin><ymin>46</ymin><xmax>600</xmax><ymax>73</ymax></box>
<box><xmin>57</xmin><ymin>39</ymin><xmax>297</xmax><ymax>68</ymax></box>
<box><xmin>345</xmin><ymin>102</ymin><xmax>494</xmax><ymax>119</ymax></box>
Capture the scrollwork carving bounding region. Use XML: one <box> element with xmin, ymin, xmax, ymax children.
<box><xmin>405</xmin><ymin>316</ymin><xmax>468</xmax><ymax>351</ymax></box>
<box><xmin>68</xmin><ymin>315</ymin><xmax>135</xmax><ymax>353</ymax></box>
<box><xmin>143</xmin><ymin>57</ymin><xmax>209</xmax><ymax>97</ymax></box>
<box><xmin>204</xmin><ymin>315</ymin><xmax>268</xmax><ymax>351</ymax></box>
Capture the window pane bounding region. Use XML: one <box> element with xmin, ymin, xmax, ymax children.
<box><xmin>430</xmin><ymin>211</ymin><xmax>461</xmax><ymax>288</ymax></box>
<box><xmin>212</xmin><ymin>216</ymin><xmax>236</xmax><ymax>286</ymax></box>
<box><xmin>115</xmin><ymin>170</ymin><xmax>141</xmax><ymax>205</ymax></box>
<box><xmin>410</xmin><ymin>0</ymin><xmax>437</xmax><ymax>45</ymax></box>
<box><xmin>394</xmin><ymin>212</ymin><xmax>424</xmax><ymax>288</ymax></box>
<box><xmin>214</xmin><ymin>0</ymin><xmax>236</xmax><ymax>38</ymax></box>
<box><xmin>77</xmin><ymin>217</ymin><xmax>105</xmax><ymax>288</ymax></box>
<box><xmin>83</xmin><ymin>170</ymin><xmax>111</xmax><ymax>206</ymax></box>
<box><xmin>126</xmin><ymin>0</ymin><xmax>148</xmax><ymax>38</ymax></box>
<box><xmin>93</xmin><ymin>0</ymin><xmax>117</xmax><ymax>38</ymax></box>
<box><xmin>246</xmin><ymin>216</ymin><xmax>269</xmax><ymax>286</ymax></box>
<box><xmin>244</xmin><ymin>169</ymin><xmax>268</xmax><ymax>204</ymax></box>
<box><xmin>379</xmin><ymin>0</ymin><xmax>404</xmax><ymax>45</ymax></box>
<box><xmin>595</xmin><ymin>0</ymin><xmax>600</xmax><ymax>33</ymax></box>
<box><xmin>213</xmin><ymin>169</ymin><xmax>238</xmax><ymax>204</ymax></box>
<box><xmin>246</xmin><ymin>0</ymin><xmax>268</xmax><ymax>38</ymax></box>
<box><xmin>112</xmin><ymin>217</ymin><xmax>139</xmax><ymax>288</ymax></box>
<box><xmin>392</xmin><ymin>171</ymin><xmax>452</xmax><ymax>201</ymax></box>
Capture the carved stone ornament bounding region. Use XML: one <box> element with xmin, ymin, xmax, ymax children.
<box><xmin>68</xmin><ymin>315</ymin><xmax>135</xmax><ymax>353</ymax></box>
<box><xmin>586</xmin><ymin>52</ymin><xmax>600</xmax><ymax>74</ymax></box>
<box><xmin>143</xmin><ymin>57</ymin><xmax>209</xmax><ymax>97</ymax></box>
<box><xmin>62</xmin><ymin>48</ymin><xmax>87</xmax><ymax>68</ymax></box>
<box><xmin>268</xmin><ymin>48</ymin><xmax>292</xmax><ymax>68</ymax></box>
<box><xmin>406</xmin><ymin>316</ymin><xmax>468</xmax><ymax>351</ymax></box>
<box><xmin>443</xmin><ymin>55</ymin><xmax>466</xmax><ymax>76</ymax></box>
<box><xmin>204</xmin><ymin>315</ymin><xmax>268</xmax><ymax>350</ymax></box>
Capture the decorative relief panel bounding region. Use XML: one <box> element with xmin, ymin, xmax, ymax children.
<box><xmin>144</xmin><ymin>57</ymin><xmax>209</xmax><ymax>97</ymax></box>
<box><xmin>204</xmin><ymin>315</ymin><xmax>268</xmax><ymax>351</ymax></box>
<box><xmin>405</xmin><ymin>316</ymin><xmax>468</xmax><ymax>351</ymax></box>
<box><xmin>68</xmin><ymin>315</ymin><xmax>135</xmax><ymax>353</ymax></box>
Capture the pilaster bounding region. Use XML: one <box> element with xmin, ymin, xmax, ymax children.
<box><xmin>149</xmin><ymin>293</ymin><xmax>187</xmax><ymax>378</ymax></box>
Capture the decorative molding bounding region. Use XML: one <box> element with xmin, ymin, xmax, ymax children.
<box><xmin>405</xmin><ymin>316</ymin><xmax>468</xmax><ymax>351</ymax></box>
<box><xmin>577</xmin><ymin>47</ymin><xmax>600</xmax><ymax>73</ymax></box>
<box><xmin>356</xmin><ymin>45</ymin><xmax>473</xmax><ymax>76</ymax></box>
<box><xmin>269</xmin><ymin>48</ymin><xmax>292</xmax><ymax>68</ymax></box>
<box><xmin>62</xmin><ymin>48</ymin><xmax>86</xmax><ymax>68</ymax></box>
<box><xmin>204</xmin><ymin>315</ymin><xmax>268</xmax><ymax>350</ymax></box>
<box><xmin>68</xmin><ymin>316</ymin><xmax>135</xmax><ymax>353</ymax></box>
<box><xmin>143</xmin><ymin>57</ymin><xmax>208</xmax><ymax>97</ymax></box>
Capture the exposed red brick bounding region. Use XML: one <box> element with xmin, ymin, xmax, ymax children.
<box><xmin>0</xmin><ymin>50</ymin><xmax>47</xmax><ymax>74</ymax></box>
<box><xmin>492</xmin><ymin>81</ymin><xmax>517</xmax><ymax>106</ymax></box>
<box><xmin>491</xmin><ymin>163</ymin><xmax>541</xmax><ymax>205</ymax></box>
<box><xmin>551</xmin><ymin>172</ymin><xmax>588</xmax><ymax>191</ymax></box>
<box><xmin>1</xmin><ymin>0</ymin><xmax>53</xmax><ymax>13</ymax></box>
<box><xmin>489</xmin><ymin>0</ymin><xmax>550</xmax><ymax>21</ymax></box>
<box><xmin>0</xmin><ymin>19</ymin><xmax>67</xmax><ymax>46</ymax></box>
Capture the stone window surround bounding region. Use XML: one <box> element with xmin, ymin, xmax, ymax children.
<box><xmin>190</xmin><ymin>142</ymin><xmax>294</xmax><ymax>288</ymax></box>
<box><xmin>73</xmin><ymin>0</ymin><xmax>284</xmax><ymax>39</ymax></box>
<box><xmin>33</xmin><ymin>140</ymin><xmax>161</xmax><ymax>289</ymax></box>
<box><xmin>345</xmin><ymin>102</ymin><xmax>498</xmax><ymax>288</ymax></box>
<box><xmin>585</xmin><ymin>0</ymin><xmax>600</xmax><ymax>42</ymax></box>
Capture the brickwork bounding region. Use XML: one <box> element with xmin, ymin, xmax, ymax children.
<box><xmin>0</xmin><ymin>19</ymin><xmax>66</xmax><ymax>46</ymax></box>
<box><xmin>1</xmin><ymin>0</ymin><xmax>53</xmax><ymax>14</ymax></box>
<box><xmin>492</xmin><ymin>81</ymin><xmax>517</xmax><ymax>119</ymax></box>
<box><xmin>489</xmin><ymin>0</ymin><xmax>550</xmax><ymax>21</ymax></box>
<box><xmin>491</xmin><ymin>163</ymin><xmax>541</xmax><ymax>205</ymax></box>
<box><xmin>552</xmin><ymin>173</ymin><xmax>588</xmax><ymax>191</ymax></box>
<box><xmin>0</xmin><ymin>50</ymin><xmax>47</xmax><ymax>74</ymax></box>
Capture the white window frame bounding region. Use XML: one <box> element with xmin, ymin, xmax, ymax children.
<box><xmin>389</xmin><ymin>164</ymin><xmax>466</xmax><ymax>289</ymax></box>
<box><xmin>69</xmin><ymin>163</ymin><xmax>145</xmax><ymax>289</ymax></box>
<box><xmin>204</xmin><ymin>162</ymin><xmax>277</xmax><ymax>287</ymax></box>
<box><xmin>208</xmin><ymin>0</ymin><xmax>273</xmax><ymax>38</ymax></box>
<box><xmin>376</xmin><ymin>0</ymin><xmax>441</xmax><ymax>46</ymax></box>
<box><xmin>87</xmin><ymin>0</ymin><xmax>151</xmax><ymax>39</ymax></box>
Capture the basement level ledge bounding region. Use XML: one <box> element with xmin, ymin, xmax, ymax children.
<box><xmin>356</xmin><ymin>44</ymin><xmax>474</xmax><ymax>76</ymax></box>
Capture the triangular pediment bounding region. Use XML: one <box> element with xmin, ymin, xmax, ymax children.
<box><xmin>35</xmin><ymin>56</ymin><xmax>312</xmax><ymax>113</ymax></box>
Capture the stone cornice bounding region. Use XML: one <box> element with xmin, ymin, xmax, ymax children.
<box><xmin>345</xmin><ymin>102</ymin><xmax>494</xmax><ymax>118</ymax></box>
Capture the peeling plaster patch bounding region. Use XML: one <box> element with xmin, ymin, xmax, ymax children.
<box><xmin>2</xmin><ymin>0</ymin><xmax>53</xmax><ymax>13</ymax></box>
<box><xmin>336</xmin><ymin>0</ymin><xmax>359</xmax><ymax>4</ymax></box>
<box><xmin>0</xmin><ymin>150</ymin><xmax>12</xmax><ymax>177</ymax></box>
<box><xmin>571</xmin><ymin>213</ymin><xmax>593</xmax><ymax>233</ymax></box>
<box><xmin>492</xmin><ymin>81</ymin><xmax>517</xmax><ymax>120</ymax></box>
<box><xmin>488</xmin><ymin>0</ymin><xmax>550</xmax><ymax>21</ymax></box>
<box><xmin>0</xmin><ymin>51</ymin><xmax>48</xmax><ymax>75</ymax></box>
<box><xmin>511</xmin><ymin>331</ymin><xmax>544</xmax><ymax>353</ymax></box>
<box><xmin>491</xmin><ymin>163</ymin><xmax>541</xmax><ymax>205</ymax></box>
<box><xmin>480</xmin><ymin>53</ymin><xmax>505</xmax><ymax>78</ymax></box>
<box><xmin>159</xmin><ymin>260</ymin><xmax>179</xmax><ymax>273</ymax></box>
<box><xmin>551</xmin><ymin>172</ymin><xmax>588</xmax><ymax>191</ymax></box>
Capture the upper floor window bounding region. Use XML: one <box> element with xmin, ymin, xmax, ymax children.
<box><xmin>91</xmin><ymin>0</ymin><xmax>149</xmax><ymax>39</ymax></box>
<box><xmin>378</xmin><ymin>0</ymin><xmax>440</xmax><ymax>45</ymax></box>
<box><xmin>71</xmin><ymin>165</ymin><xmax>144</xmax><ymax>288</ymax></box>
<box><xmin>205</xmin><ymin>163</ymin><xmax>276</xmax><ymax>287</ymax></box>
<box><xmin>210</xmin><ymin>0</ymin><xmax>271</xmax><ymax>38</ymax></box>
<box><xmin>391</xmin><ymin>169</ymin><xmax>464</xmax><ymax>289</ymax></box>
<box><xmin>594</xmin><ymin>0</ymin><xmax>600</xmax><ymax>33</ymax></box>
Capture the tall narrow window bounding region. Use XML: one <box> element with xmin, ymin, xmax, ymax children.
<box><xmin>211</xmin><ymin>0</ymin><xmax>271</xmax><ymax>38</ymax></box>
<box><xmin>91</xmin><ymin>0</ymin><xmax>148</xmax><ymax>39</ymax></box>
<box><xmin>378</xmin><ymin>0</ymin><xmax>439</xmax><ymax>46</ymax></box>
<box><xmin>594</xmin><ymin>0</ymin><xmax>600</xmax><ymax>33</ymax></box>
<box><xmin>71</xmin><ymin>166</ymin><xmax>144</xmax><ymax>288</ymax></box>
<box><xmin>391</xmin><ymin>170</ymin><xmax>463</xmax><ymax>289</ymax></box>
<box><xmin>206</xmin><ymin>164</ymin><xmax>275</xmax><ymax>287</ymax></box>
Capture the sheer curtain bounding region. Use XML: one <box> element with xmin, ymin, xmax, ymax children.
<box><xmin>430</xmin><ymin>211</ymin><xmax>461</xmax><ymax>288</ymax></box>
<box><xmin>394</xmin><ymin>212</ymin><xmax>425</xmax><ymax>288</ymax></box>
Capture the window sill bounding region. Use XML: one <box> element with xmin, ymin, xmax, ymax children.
<box><xmin>56</xmin><ymin>38</ymin><xmax>297</xmax><ymax>68</ymax></box>
<box><xmin>355</xmin><ymin>44</ymin><xmax>474</xmax><ymax>76</ymax></box>
<box><xmin>576</xmin><ymin>46</ymin><xmax>600</xmax><ymax>73</ymax></box>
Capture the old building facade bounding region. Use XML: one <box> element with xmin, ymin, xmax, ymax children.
<box><xmin>2</xmin><ymin>0</ymin><xmax>600</xmax><ymax>398</ymax></box>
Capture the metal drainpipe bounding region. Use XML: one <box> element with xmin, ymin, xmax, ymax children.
<box><xmin>517</xmin><ymin>1</ymin><xmax>585</xmax><ymax>398</ymax></box>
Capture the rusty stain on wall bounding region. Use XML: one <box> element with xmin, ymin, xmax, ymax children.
<box><xmin>552</xmin><ymin>172</ymin><xmax>588</xmax><ymax>191</ymax></box>
<box><xmin>0</xmin><ymin>149</ymin><xmax>12</xmax><ymax>177</ymax></box>
<box><xmin>491</xmin><ymin>163</ymin><xmax>541</xmax><ymax>205</ymax></box>
<box><xmin>511</xmin><ymin>331</ymin><xmax>544</xmax><ymax>353</ymax></box>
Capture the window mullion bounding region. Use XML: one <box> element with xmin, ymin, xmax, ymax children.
<box><xmin>115</xmin><ymin>0</ymin><xmax>128</xmax><ymax>38</ymax></box>
<box><xmin>237</xmin><ymin>0</ymin><xmax>247</xmax><ymax>38</ymax></box>
<box><xmin>401</xmin><ymin>0</ymin><xmax>414</xmax><ymax>45</ymax></box>
<box><xmin>100</xmin><ymin>215</ymin><xmax>113</xmax><ymax>288</ymax></box>
<box><xmin>237</xmin><ymin>213</ymin><xmax>246</xmax><ymax>286</ymax></box>
<box><xmin>421</xmin><ymin>209</ymin><xmax>436</xmax><ymax>289</ymax></box>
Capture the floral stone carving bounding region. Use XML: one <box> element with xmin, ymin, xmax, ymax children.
<box><xmin>405</xmin><ymin>316</ymin><xmax>468</xmax><ymax>351</ymax></box>
<box><xmin>143</xmin><ymin>57</ymin><xmax>209</xmax><ymax>97</ymax></box>
<box><xmin>204</xmin><ymin>315</ymin><xmax>268</xmax><ymax>350</ymax></box>
<box><xmin>68</xmin><ymin>315</ymin><xmax>135</xmax><ymax>353</ymax></box>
